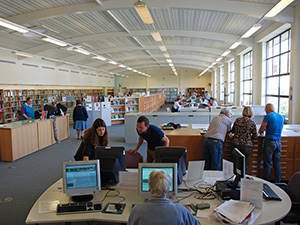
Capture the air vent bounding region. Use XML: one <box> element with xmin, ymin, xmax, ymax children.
<box><xmin>0</xmin><ymin>59</ymin><xmax>16</xmax><ymax>64</ymax></box>
<box><xmin>22</xmin><ymin>63</ymin><xmax>39</xmax><ymax>68</ymax></box>
<box><xmin>58</xmin><ymin>69</ymin><xmax>69</xmax><ymax>72</ymax></box>
<box><xmin>42</xmin><ymin>66</ymin><xmax>55</xmax><ymax>70</ymax></box>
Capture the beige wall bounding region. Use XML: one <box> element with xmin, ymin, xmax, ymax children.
<box><xmin>120</xmin><ymin>67</ymin><xmax>212</xmax><ymax>92</ymax></box>
<box><xmin>0</xmin><ymin>49</ymin><xmax>113</xmax><ymax>88</ymax></box>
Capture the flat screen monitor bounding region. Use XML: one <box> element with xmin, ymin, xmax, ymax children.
<box><xmin>231</xmin><ymin>148</ymin><xmax>246</xmax><ymax>189</ymax></box>
<box><xmin>63</xmin><ymin>160</ymin><xmax>101</xmax><ymax>202</ymax></box>
<box><xmin>94</xmin><ymin>146</ymin><xmax>126</xmax><ymax>187</ymax></box>
<box><xmin>138</xmin><ymin>163</ymin><xmax>177</xmax><ymax>199</ymax></box>
<box><xmin>155</xmin><ymin>147</ymin><xmax>186</xmax><ymax>184</ymax></box>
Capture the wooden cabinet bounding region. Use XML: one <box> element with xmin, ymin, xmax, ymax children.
<box><xmin>139</xmin><ymin>94</ymin><xmax>166</xmax><ymax>113</ymax></box>
<box><xmin>165</xmin><ymin>125</ymin><xmax>300</xmax><ymax>181</ymax></box>
<box><xmin>0</xmin><ymin>115</ymin><xmax>69</xmax><ymax>161</ymax></box>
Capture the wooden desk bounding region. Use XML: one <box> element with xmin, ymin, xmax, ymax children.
<box><xmin>55</xmin><ymin>115</ymin><xmax>70</xmax><ymax>141</ymax></box>
<box><xmin>0</xmin><ymin>115</ymin><xmax>70</xmax><ymax>162</ymax></box>
<box><xmin>165</xmin><ymin>124</ymin><xmax>300</xmax><ymax>181</ymax></box>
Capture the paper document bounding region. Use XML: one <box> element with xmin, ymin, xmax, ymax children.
<box><xmin>196</xmin><ymin>208</ymin><xmax>212</xmax><ymax>218</ymax></box>
<box><xmin>241</xmin><ymin>179</ymin><xmax>263</xmax><ymax>209</ymax></box>
<box><xmin>191</xmin><ymin>124</ymin><xmax>208</xmax><ymax>129</ymax></box>
<box><xmin>38</xmin><ymin>200</ymin><xmax>60</xmax><ymax>213</ymax></box>
<box><xmin>180</xmin><ymin>124</ymin><xmax>189</xmax><ymax>127</ymax></box>
<box><xmin>118</xmin><ymin>171</ymin><xmax>138</xmax><ymax>188</ymax></box>
<box><xmin>214</xmin><ymin>200</ymin><xmax>255</xmax><ymax>224</ymax></box>
<box><xmin>223</xmin><ymin>159</ymin><xmax>234</xmax><ymax>180</ymax></box>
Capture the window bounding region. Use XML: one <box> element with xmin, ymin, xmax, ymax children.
<box><xmin>228</xmin><ymin>61</ymin><xmax>235</xmax><ymax>103</ymax></box>
<box><xmin>265</xmin><ymin>30</ymin><xmax>290</xmax><ymax>117</ymax></box>
<box><xmin>242</xmin><ymin>51</ymin><xmax>253</xmax><ymax>105</ymax></box>
<box><xmin>220</xmin><ymin>66</ymin><xmax>224</xmax><ymax>102</ymax></box>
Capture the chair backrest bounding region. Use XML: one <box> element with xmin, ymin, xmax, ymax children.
<box><xmin>288</xmin><ymin>172</ymin><xmax>300</xmax><ymax>202</ymax></box>
<box><xmin>125</xmin><ymin>151</ymin><xmax>143</xmax><ymax>168</ymax></box>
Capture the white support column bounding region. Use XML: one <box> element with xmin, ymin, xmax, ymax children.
<box><xmin>290</xmin><ymin>5</ymin><xmax>300</xmax><ymax>123</ymax></box>
<box><xmin>224</xmin><ymin>61</ymin><xmax>229</xmax><ymax>104</ymax></box>
<box><xmin>252</xmin><ymin>42</ymin><xmax>263</xmax><ymax>105</ymax></box>
<box><xmin>234</xmin><ymin>54</ymin><xmax>241</xmax><ymax>106</ymax></box>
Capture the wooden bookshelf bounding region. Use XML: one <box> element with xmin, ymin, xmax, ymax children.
<box><xmin>138</xmin><ymin>93</ymin><xmax>166</xmax><ymax>113</ymax></box>
<box><xmin>0</xmin><ymin>88</ymin><xmax>107</xmax><ymax>124</ymax></box>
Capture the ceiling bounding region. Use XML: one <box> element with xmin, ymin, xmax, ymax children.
<box><xmin>0</xmin><ymin>0</ymin><xmax>298</xmax><ymax>77</ymax></box>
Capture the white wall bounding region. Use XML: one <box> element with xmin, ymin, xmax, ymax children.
<box><xmin>120</xmin><ymin>67</ymin><xmax>212</xmax><ymax>92</ymax></box>
<box><xmin>0</xmin><ymin>48</ymin><xmax>114</xmax><ymax>89</ymax></box>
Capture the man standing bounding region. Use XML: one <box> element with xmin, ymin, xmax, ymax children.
<box><xmin>204</xmin><ymin>108</ymin><xmax>232</xmax><ymax>170</ymax></box>
<box><xmin>128</xmin><ymin>116</ymin><xmax>169</xmax><ymax>162</ymax></box>
<box><xmin>258</xmin><ymin>103</ymin><xmax>284</xmax><ymax>183</ymax></box>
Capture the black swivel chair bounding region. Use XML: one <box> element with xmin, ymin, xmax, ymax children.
<box><xmin>275</xmin><ymin>172</ymin><xmax>300</xmax><ymax>225</ymax></box>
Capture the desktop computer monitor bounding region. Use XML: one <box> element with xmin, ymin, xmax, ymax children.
<box><xmin>138</xmin><ymin>163</ymin><xmax>178</xmax><ymax>199</ymax></box>
<box><xmin>155</xmin><ymin>147</ymin><xmax>186</xmax><ymax>184</ymax></box>
<box><xmin>63</xmin><ymin>160</ymin><xmax>101</xmax><ymax>202</ymax></box>
<box><xmin>231</xmin><ymin>148</ymin><xmax>246</xmax><ymax>189</ymax></box>
<box><xmin>94</xmin><ymin>146</ymin><xmax>126</xmax><ymax>187</ymax></box>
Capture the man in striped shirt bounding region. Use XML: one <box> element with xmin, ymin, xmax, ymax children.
<box><xmin>204</xmin><ymin>108</ymin><xmax>232</xmax><ymax>170</ymax></box>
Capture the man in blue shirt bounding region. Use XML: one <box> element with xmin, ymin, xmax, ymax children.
<box><xmin>258</xmin><ymin>103</ymin><xmax>284</xmax><ymax>182</ymax></box>
<box><xmin>128</xmin><ymin>116</ymin><xmax>169</xmax><ymax>162</ymax></box>
<box><xmin>128</xmin><ymin>170</ymin><xmax>200</xmax><ymax>225</ymax></box>
<box><xmin>21</xmin><ymin>97</ymin><xmax>35</xmax><ymax>120</ymax></box>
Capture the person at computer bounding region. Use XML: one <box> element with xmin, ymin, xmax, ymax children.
<box><xmin>230</xmin><ymin>106</ymin><xmax>257</xmax><ymax>173</ymax></box>
<box><xmin>171</xmin><ymin>97</ymin><xmax>182</xmax><ymax>112</ymax></box>
<box><xmin>204</xmin><ymin>108</ymin><xmax>232</xmax><ymax>170</ymax></box>
<box><xmin>209</xmin><ymin>97</ymin><xmax>218</xmax><ymax>107</ymax></box>
<box><xmin>258</xmin><ymin>103</ymin><xmax>284</xmax><ymax>183</ymax></box>
<box><xmin>127</xmin><ymin>116</ymin><xmax>169</xmax><ymax>162</ymax></box>
<box><xmin>21</xmin><ymin>97</ymin><xmax>35</xmax><ymax>120</ymax></box>
<box><xmin>74</xmin><ymin>118</ymin><xmax>108</xmax><ymax>161</ymax></box>
<box><xmin>128</xmin><ymin>170</ymin><xmax>200</xmax><ymax>225</ymax></box>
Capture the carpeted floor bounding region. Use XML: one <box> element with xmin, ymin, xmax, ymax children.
<box><xmin>0</xmin><ymin>124</ymin><xmax>147</xmax><ymax>225</ymax></box>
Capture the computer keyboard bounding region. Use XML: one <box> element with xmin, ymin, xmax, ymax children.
<box><xmin>263</xmin><ymin>183</ymin><xmax>281</xmax><ymax>201</ymax></box>
<box><xmin>56</xmin><ymin>202</ymin><xmax>102</xmax><ymax>215</ymax></box>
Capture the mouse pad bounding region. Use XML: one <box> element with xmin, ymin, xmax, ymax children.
<box><xmin>102</xmin><ymin>203</ymin><xmax>126</xmax><ymax>214</ymax></box>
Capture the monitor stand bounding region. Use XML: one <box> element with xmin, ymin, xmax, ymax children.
<box><xmin>71</xmin><ymin>194</ymin><xmax>94</xmax><ymax>202</ymax></box>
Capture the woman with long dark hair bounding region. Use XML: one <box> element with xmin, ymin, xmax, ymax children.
<box><xmin>74</xmin><ymin>118</ymin><xmax>108</xmax><ymax>161</ymax></box>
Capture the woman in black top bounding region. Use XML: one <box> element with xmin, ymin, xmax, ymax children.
<box><xmin>73</xmin><ymin>100</ymin><xmax>88</xmax><ymax>140</ymax></box>
<box><xmin>74</xmin><ymin>118</ymin><xmax>108</xmax><ymax>161</ymax></box>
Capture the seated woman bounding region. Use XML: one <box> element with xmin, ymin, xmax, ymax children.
<box><xmin>128</xmin><ymin>170</ymin><xmax>200</xmax><ymax>225</ymax></box>
<box><xmin>74</xmin><ymin>118</ymin><xmax>108</xmax><ymax>161</ymax></box>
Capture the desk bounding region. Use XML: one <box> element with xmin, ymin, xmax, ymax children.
<box><xmin>0</xmin><ymin>115</ymin><xmax>70</xmax><ymax>161</ymax></box>
<box><xmin>165</xmin><ymin>124</ymin><xmax>300</xmax><ymax>181</ymax></box>
<box><xmin>26</xmin><ymin>171</ymin><xmax>291</xmax><ymax>225</ymax></box>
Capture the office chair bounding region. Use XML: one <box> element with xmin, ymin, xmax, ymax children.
<box><xmin>125</xmin><ymin>151</ymin><xmax>143</xmax><ymax>168</ymax></box>
<box><xmin>275</xmin><ymin>172</ymin><xmax>300</xmax><ymax>225</ymax></box>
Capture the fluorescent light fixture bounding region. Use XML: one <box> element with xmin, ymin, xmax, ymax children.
<box><xmin>15</xmin><ymin>52</ymin><xmax>33</xmax><ymax>58</ymax></box>
<box><xmin>151</xmin><ymin>31</ymin><xmax>162</xmax><ymax>42</ymax></box>
<box><xmin>42</xmin><ymin>37</ymin><xmax>68</xmax><ymax>47</ymax></box>
<box><xmin>134</xmin><ymin>1</ymin><xmax>154</xmax><ymax>24</ymax></box>
<box><xmin>221</xmin><ymin>50</ymin><xmax>231</xmax><ymax>57</ymax></box>
<box><xmin>169</xmin><ymin>63</ymin><xmax>174</xmax><ymax>67</ymax></box>
<box><xmin>107</xmin><ymin>10</ymin><xmax>131</xmax><ymax>34</ymax></box>
<box><xmin>264</xmin><ymin>0</ymin><xmax>294</xmax><ymax>18</ymax></box>
<box><xmin>241</xmin><ymin>24</ymin><xmax>262</xmax><ymax>38</ymax></box>
<box><xmin>119</xmin><ymin>64</ymin><xmax>126</xmax><ymax>68</ymax></box>
<box><xmin>199</xmin><ymin>68</ymin><xmax>209</xmax><ymax>76</ymax></box>
<box><xmin>229</xmin><ymin>41</ymin><xmax>242</xmax><ymax>50</ymax></box>
<box><xmin>108</xmin><ymin>60</ymin><xmax>118</xmax><ymax>65</ymax></box>
<box><xmin>133</xmin><ymin>69</ymin><xmax>138</xmax><ymax>72</ymax></box>
<box><xmin>74</xmin><ymin>48</ymin><xmax>90</xmax><ymax>55</ymax></box>
<box><xmin>0</xmin><ymin>18</ymin><xmax>29</xmax><ymax>33</ymax></box>
<box><xmin>92</xmin><ymin>55</ymin><xmax>106</xmax><ymax>61</ymax></box>
<box><xmin>216</xmin><ymin>57</ymin><xmax>223</xmax><ymax>62</ymax></box>
<box><xmin>211</xmin><ymin>62</ymin><xmax>217</xmax><ymax>66</ymax></box>
<box><xmin>159</xmin><ymin>45</ymin><xmax>167</xmax><ymax>52</ymax></box>
<box><xmin>166</xmin><ymin>59</ymin><xmax>172</xmax><ymax>63</ymax></box>
<box><xmin>127</xmin><ymin>67</ymin><xmax>133</xmax><ymax>70</ymax></box>
<box><xmin>163</xmin><ymin>53</ymin><xmax>170</xmax><ymax>58</ymax></box>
